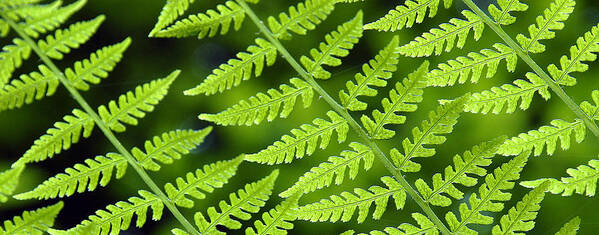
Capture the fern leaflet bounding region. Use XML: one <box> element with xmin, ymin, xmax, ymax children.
<box><xmin>548</xmin><ymin>23</ymin><xmax>599</xmax><ymax>86</ymax></box>
<box><xmin>521</xmin><ymin>157</ymin><xmax>599</xmax><ymax>197</ymax></box>
<box><xmin>343</xmin><ymin>213</ymin><xmax>438</xmax><ymax>235</ymax></box>
<box><xmin>555</xmin><ymin>217</ymin><xmax>581</xmax><ymax>235</ymax></box>
<box><xmin>581</xmin><ymin>90</ymin><xmax>599</xmax><ymax>120</ymax></box>
<box><xmin>516</xmin><ymin>0</ymin><xmax>575</xmax><ymax>53</ymax></box>
<box><xmin>491</xmin><ymin>181</ymin><xmax>549</xmax><ymax>235</ymax></box>
<box><xmin>363</xmin><ymin>0</ymin><xmax>453</xmax><ymax>32</ymax></box>
<box><xmin>497</xmin><ymin>119</ymin><xmax>585</xmax><ymax>156</ymax></box>
<box><xmin>0</xmin><ymin>38</ymin><xmax>31</xmax><ymax>85</ymax></box>
<box><xmin>0</xmin><ymin>164</ymin><xmax>24</xmax><ymax>202</ymax></box>
<box><xmin>150</xmin><ymin>0</ymin><xmax>195</xmax><ymax>35</ymax></box>
<box><xmin>19</xmin><ymin>0</ymin><xmax>85</xmax><ymax>38</ymax></box>
<box><xmin>39</xmin><ymin>15</ymin><xmax>105</xmax><ymax>60</ymax></box>
<box><xmin>245</xmin><ymin>193</ymin><xmax>300</xmax><ymax>235</ymax></box>
<box><xmin>488</xmin><ymin>0</ymin><xmax>528</xmax><ymax>26</ymax></box>
<box><xmin>268</xmin><ymin>0</ymin><xmax>338</xmax><ymax>40</ymax></box>
<box><xmin>245</xmin><ymin>111</ymin><xmax>349</xmax><ymax>164</ymax></box>
<box><xmin>0</xmin><ymin>201</ymin><xmax>63</xmax><ymax>235</ymax></box>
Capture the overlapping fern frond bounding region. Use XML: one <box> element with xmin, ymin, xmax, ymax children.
<box><xmin>340</xmin><ymin>36</ymin><xmax>400</xmax><ymax>111</ymax></box>
<box><xmin>15</xmin><ymin>128</ymin><xmax>212</xmax><ymax>200</ymax></box>
<box><xmin>522</xmin><ymin>157</ymin><xmax>599</xmax><ymax>197</ymax></box>
<box><xmin>361</xmin><ymin>61</ymin><xmax>428</xmax><ymax>140</ymax></box>
<box><xmin>491</xmin><ymin>181</ymin><xmax>549</xmax><ymax>235</ymax></box>
<box><xmin>0</xmin><ymin>201</ymin><xmax>63</xmax><ymax>235</ymax></box>
<box><xmin>516</xmin><ymin>0</ymin><xmax>575</xmax><ymax>53</ymax></box>
<box><xmin>364</xmin><ymin>0</ymin><xmax>453</xmax><ymax>32</ymax></box>
<box><xmin>296</xmin><ymin>176</ymin><xmax>405</xmax><ymax>223</ymax></box>
<box><xmin>397</xmin><ymin>10</ymin><xmax>484</xmax><ymax>57</ymax></box>
<box><xmin>246</xmin><ymin>111</ymin><xmax>349</xmax><ymax>164</ymax></box>
<box><xmin>343</xmin><ymin>213</ymin><xmax>438</xmax><ymax>235</ymax></box>
<box><xmin>0</xmin><ymin>164</ymin><xmax>24</xmax><ymax>202</ymax></box>
<box><xmin>279</xmin><ymin>142</ymin><xmax>373</xmax><ymax>198</ymax></box>
<box><xmin>446</xmin><ymin>151</ymin><xmax>530</xmax><ymax>234</ymax></box>
<box><xmin>245</xmin><ymin>193</ymin><xmax>300</xmax><ymax>235</ymax></box>
<box><xmin>488</xmin><ymin>0</ymin><xmax>528</xmax><ymax>26</ymax></box>
<box><xmin>548</xmin><ymin>23</ymin><xmax>599</xmax><ymax>86</ymax></box>
<box><xmin>268</xmin><ymin>0</ymin><xmax>339</xmax><ymax>40</ymax></box>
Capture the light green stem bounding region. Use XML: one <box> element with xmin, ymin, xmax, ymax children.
<box><xmin>235</xmin><ymin>1</ymin><xmax>451</xmax><ymax>234</ymax></box>
<box><xmin>0</xmin><ymin>13</ymin><xmax>200</xmax><ymax>235</ymax></box>
<box><xmin>461</xmin><ymin>0</ymin><xmax>599</xmax><ymax>139</ymax></box>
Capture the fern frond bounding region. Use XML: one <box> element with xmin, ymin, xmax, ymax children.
<box><xmin>65</xmin><ymin>38</ymin><xmax>131</xmax><ymax>91</ymax></box>
<box><xmin>13</xmin><ymin>109</ymin><xmax>94</xmax><ymax>166</ymax></box>
<box><xmin>64</xmin><ymin>190</ymin><xmax>163</xmax><ymax>235</ymax></box>
<box><xmin>363</xmin><ymin>0</ymin><xmax>453</xmax><ymax>32</ymax></box>
<box><xmin>245</xmin><ymin>193</ymin><xmax>300</xmax><ymax>235</ymax></box>
<box><xmin>184</xmin><ymin>38</ymin><xmax>277</xmax><ymax>96</ymax></box>
<box><xmin>152</xmin><ymin>1</ymin><xmax>245</xmax><ymax>39</ymax></box>
<box><xmin>445</xmin><ymin>151</ymin><xmax>530</xmax><ymax>234</ymax></box>
<box><xmin>517</xmin><ymin>0</ymin><xmax>575</xmax><ymax>53</ymax></box>
<box><xmin>300</xmin><ymin>11</ymin><xmax>363</xmax><ymax>80</ymax></box>
<box><xmin>0</xmin><ymin>65</ymin><xmax>59</xmax><ymax>111</ymax></box>
<box><xmin>488</xmin><ymin>0</ymin><xmax>528</xmax><ymax>26</ymax></box>
<box><xmin>279</xmin><ymin>142</ymin><xmax>373</xmax><ymax>198</ymax></box>
<box><xmin>397</xmin><ymin>10</ymin><xmax>484</xmax><ymax>57</ymax></box>
<box><xmin>581</xmin><ymin>90</ymin><xmax>599</xmax><ymax>120</ymax></box>
<box><xmin>19</xmin><ymin>0</ymin><xmax>85</xmax><ymax>38</ymax></box>
<box><xmin>391</xmin><ymin>95</ymin><xmax>469</xmax><ymax>173</ymax></box>
<box><xmin>344</xmin><ymin>213</ymin><xmax>438</xmax><ymax>235</ymax></box>
<box><xmin>3</xmin><ymin>1</ymin><xmax>61</xmax><ymax>20</ymax></box>
<box><xmin>521</xmin><ymin>158</ymin><xmax>599</xmax><ymax>197</ymax></box>
<box><xmin>0</xmin><ymin>165</ymin><xmax>24</xmax><ymax>202</ymax></box>
<box><xmin>149</xmin><ymin>0</ymin><xmax>195</xmax><ymax>35</ymax></box>
<box><xmin>0</xmin><ymin>201</ymin><xmax>63</xmax><ymax>235</ymax></box>
<box><xmin>187</xmin><ymin>170</ymin><xmax>278</xmax><ymax>234</ymax></box>
<box><xmin>39</xmin><ymin>15</ymin><xmax>105</xmax><ymax>60</ymax></box>
<box><xmin>491</xmin><ymin>181</ymin><xmax>549</xmax><ymax>235</ymax></box>
<box><xmin>361</xmin><ymin>61</ymin><xmax>428</xmax><ymax>140</ymax></box>
<box><xmin>0</xmin><ymin>39</ymin><xmax>32</xmax><ymax>87</ymax></box>
<box><xmin>268</xmin><ymin>0</ymin><xmax>338</xmax><ymax>40</ymax></box>
<box><xmin>16</xmin><ymin>128</ymin><xmax>211</xmax><ymax>200</ymax></box>
<box><xmin>555</xmin><ymin>217</ymin><xmax>580</xmax><ymax>235</ymax></box>
<box><xmin>0</xmin><ymin>0</ymin><xmax>42</xmax><ymax>9</ymax></box>
<box><xmin>245</xmin><ymin>111</ymin><xmax>349</xmax><ymax>164</ymax></box>
<box><xmin>98</xmin><ymin>70</ymin><xmax>179</xmax><ymax>133</ymax></box>
<box><xmin>548</xmin><ymin>23</ymin><xmax>599</xmax><ymax>86</ymax></box>
<box><xmin>415</xmin><ymin>137</ymin><xmax>505</xmax><ymax>207</ymax></box>
<box><xmin>296</xmin><ymin>176</ymin><xmax>405</xmax><ymax>223</ymax></box>
<box><xmin>463</xmin><ymin>73</ymin><xmax>551</xmax><ymax>114</ymax></box>
<box><xmin>340</xmin><ymin>36</ymin><xmax>400</xmax><ymax>111</ymax></box>
<box><xmin>199</xmin><ymin>78</ymin><xmax>313</xmax><ymax>126</ymax></box>
<box><xmin>427</xmin><ymin>43</ymin><xmax>517</xmax><ymax>87</ymax></box>
<box><xmin>165</xmin><ymin>155</ymin><xmax>244</xmax><ymax>208</ymax></box>
<box><xmin>497</xmin><ymin>119</ymin><xmax>585</xmax><ymax>156</ymax></box>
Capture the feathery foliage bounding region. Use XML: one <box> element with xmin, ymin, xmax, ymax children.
<box><xmin>268</xmin><ymin>0</ymin><xmax>338</xmax><ymax>40</ymax></box>
<box><xmin>548</xmin><ymin>23</ymin><xmax>599</xmax><ymax>86</ymax></box>
<box><xmin>149</xmin><ymin>0</ymin><xmax>196</xmax><ymax>35</ymax></box>
<box><xmin>364</xmin><ymin>0</ymin><xmax>453</xmax><ymax>32</ymax></box>
<box><xmin>0</xmin><ymin>201</ymin><xmax>63</xmax><ymax>235</ymax></box>
<box><xmin>522</xmin><ymin>157</ymin><xmax>599</xmax><ymax>197</ymax></box>
<box><xmin>343</xmin><ymin>213</ymin><xmax>438</xmax><ymax>235</ymax></box>
<box><xmin>555</xmin><ymin>217</ymin><xmax>581</xmax><ymax>235</ymax></box>
<box><xmin>491</xmin><ymin>181</ymin><xmax>549</xmax><ymax>235</ymax></box>
<box><xmin>581</xmin><ymin>90</ymin><xmax>599</xmax><ymax>120</ymax></box>
<box><xmin>488</xmin><ymin>0</ymin><xmax>528</xmax><ymax>26</ymax></box>
<box><xmin>245</xmin><ymin>193</ymin><xmax>300</xmax><ymax>235</ymax></box>
<box><xmin>497</xmin><ymin>119</ymin><xmax>585</xmax><ymax>156</ymax></box>
<box><xmin>0</xmin><ymin>165</ymin><xmax>24</xmax><ymax>203</ymax></box>
<box><xmin>516</xmin><ymin>0</ymin><xmax>575</xmax><ymax>53</ymax></box>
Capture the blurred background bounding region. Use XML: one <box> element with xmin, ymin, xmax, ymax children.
<box><xmin>1</xmin><ymin>0</ymin><xmax>599</xmax><ymax>234</ymax></box>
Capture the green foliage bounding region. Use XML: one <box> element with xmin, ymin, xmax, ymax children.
<box><xmin>0</xmin><ymin>165</ymin><xmax>24</xmax><ymax>202</ymax></box>
<box><xmin>581</xmin><ymin>90</ymin><xmax>599</xmax><ymax>120</ymax></box>
<box><xmin>340</xmin><ymin>36</ymin><xmax>399</xmax><ymax>111</ymax></box>
<box><xmin>361</xmin><ymin>61</ymin><xmax>428</xmax><ymax>140</ymax></box>
<box><xmin>296</xmin><ymin>176</ymin><xmax>406</xmax><ymax>223</ymax></box>
<box><xmin>150</xmin><ymin>0</ymin><xmax>196</xmax><ymax>35</ymax></box>
<box><xmin>555</xmin><ymin>217</ymin><xmax>581</xmax><ymax>235</ymax></box>
<box><xmin>497</xmin><ymin>119</ymin><xmax>585</xmax><ymax>156</ymax></box>
<box><xmin>245</xmin><ymin>111</ymin><xmax>349</xmax><ymax>164</ymax></box>
<box><xmin>364</xmin><ymin>0</ymin><xmax>453</xmax><ymax>32</ymax></box>
<box><xmin>516</xmin><ymin>0</ymin><xmax>575</xmax><ymax>53</ymax></box>
<box><xmin>491</xmin><ymin>181</ymin><xmax>549</xmax><ymax>235</ymax></box>
<box><xmin>522</xmin><ymin>157</ymin><xmax>599</xmax><ymax>197</ymax></box>
<box><xmin>344</xmin><ymin>213</ymin><xmax>438</xmax><ymax>235</ymax></box>
<box><xmin>488</xmin><ymin>0</ymin><xmax>528</xmax><ymax>26</ymax></box>
<box><xmin>548</xmin><ymin>23</ymin><xmax>599</xmax><ymax>86</ymax></box>
<box><xmin>245</xmin><ymin>193</ymin><xmax>300</xmax><ymax>235</ymax></box>
<box><xmin>268</xmin><ymin>0</ymin><xmax>338</xmax><ymax>40</ymax></box>
<box><xmin>0</xmin><ymin>201</ymin><xmax>63</xmax><ymax>235</ymax></box>
<box><xmin>397</xmin><ymin>10</ymin><xmax>484</xmax><ymax>57</ymax></box>
<box><xmin>19</xmin><ymin>0</ymin><xmax>85</xmax><ymax>38</ymax></box>
<box><xmin>301</xmin><ymin>11</ymin><xmax>363</xmax><ymax>80</ymax></box>
<box><xmin>38</xmin><ymin>15</ymin><xmax>104</xmax><ymax>60</ymax></box>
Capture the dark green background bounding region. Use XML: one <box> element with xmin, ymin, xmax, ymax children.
<box><xmin>1</xmin><ymin>0</ymin><xmax>599</xmax><ymax>234</ymax></box>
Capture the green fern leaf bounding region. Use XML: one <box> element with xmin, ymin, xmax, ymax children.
<box><xmin>0</xmin><ymin>0</ymin><xmax>42</xmax><ymax>9</ymax></box>
<box><xmin>391</xmin><ymin>95</ymin><xmax>469</xmax><ymax>172</ymax></box>
<box><xmin>13</xmin><ymin>109</ymin><xmax>94</xmax><ymax>166</ymax></box>
<box><xmin>245</xmin><ymin>193</ymin><xmax>300</xmax><ymax>235</ymax></box>
<box><xmin>19</xmin><ymin>0</ymin><xmax>85</xmax><ymax>38</ymax></box>
<box><xmin>497</xmin><ymin>119</ymin><xmax>585</xmax><ymax>156</ymax></box>
<box><xmin>165</xmin><ymin>155</ymin><xmax>244</xmax><ymax>208</ymax></box>
<box><xmin>2</xmin><ymin>1</ymin><xmax>61</xmax><ymax>28</ymax></box>
<box><xmin>491</xmin><ymin>181</ymin><xmax>549</xmax><ymax>235</ymax></box>
<box><xmin>555</xmin><ymin>217</ymin><xmax>581</xmax><ymax>235</ymax></box>
<box><xmin>580</xmin><ymin>90</ymin><xmax>599</xmax><ymax>120</ymax></box>
<box><xmin>464</xmin><ymin>73</ymin><xmax>551</xmax><ymax>114</ymax></box>
<box><xmin>445</xmin><ymin>151</ymin><xmax>530</xmax><ymax>234</ymax></box>
<box><xmin>301</xmin><ymin>11</ymin><xmax>363</xmax><ymax>80</ymax></box>
<box><xmin>397</xmin><ymin>10</ymin><xmax>484</xmax><ymax>57</ymax></box>
<box><xmin>488</xmin><ymin>0</ymin><xmax>528</xmax><ymax>26</ymax></box>
<box><xmin>98</xmin><ymin>70</ymin><xmax>179</xmax><ymax>133</ymax></box>
<box><xmin>0</xmin><ymin>39</ymin><xmax>32</xmax><ymax>87</ymax></box>
<box><xmin>427</xmin><ymin>43</ymin><xmax>517</xmax><ymax>87</ymax></box>
<box><xmin>39</xmin><ymin>15</ymin><xmax>105</xmax><ymax>60</ymax></box>
<box><xmin>268</xmin><ymin>0</ymin><xmax>338</xmax><ymax>40</ymax></box>
<box><xmin>363</xmin><ymin>0</ymin><xmax>453</xmax><ymax>32</ymax></box>
<box><xmin>361</xmin><ymin>61</ymin><xmax>428</xmax><ymax>140</ymax></box>
<box><xmin>184</xmin><ymin>38</ymin><xmax>277</xmax><ymax>96</ymax></box>
<box><xmin>199</xmin><ymin>78</ymin><xmax>313</xmax><ymax>126</ymax></box>
<box><xmin>548</xmin><ymin>23</ymin><xmax>599</xmax><ymax>86</ymax></box>
<box><xmin>245</xmin><ymin>111</ymin><xmax>349</xmax><ymax>164</ymax></box>
<box><xmin>296</xmin><ymin>176</ymin><xmax>406</xmax><ymax>223</ymax></box>
<box><xmin>16</xmin><ymin>128</ymin><xmax>211</xmax><ymax>200</ymax></box>
<box><xmin>517</xmin><ymin>0</ymin><xmax>575</xmax><ymax>53</ymax></box>
<box><xmin>279</xmin><ymin>142</ymin><xmax>374</xmax><ymax>198</ymax></box>
<box><xmin>152</xmin><ymin>1</ymin><xmax>245</xmax><ymax>39</ymax></box>
<box><xmin>415</xmin><ymin>137</ymin><xmax>505</xmax><ymax>207</ymax></box>
<box><xmin>189</xmin><ymin>170</ymin><xmax>278</xmax><ymax>234</ymax></box>
<box><xmin>521</xmin><ymin>157</ymin><xmax>599</xmax><ymax>197</ymax></box>
<box><xmin>64</xmin><ymin>190</ymin><xmax>163</xmax><ymax>235</ymax></box>
<box><xmin>344</xmin><ymin>213</ymin><xmax>438</xmax><ymax>235</ymax></box>
<box><xmin>0</xmin><ymin>165</ymin><xmax>24</xmax><ymax>203</ymax></box>
<box><xmin>340</xmin><ymin>36</ymin><xmax>400</xmax><ymax>111</ymax></box>
<box><xmin>149</xmin><ymin>0</ymin><xmax>195</xmax><ymax>35</ymax></box>
<box><xmin>0</xmin><ymin>201</ymin><xmax>63</xmax><ymax>235</ymax></box>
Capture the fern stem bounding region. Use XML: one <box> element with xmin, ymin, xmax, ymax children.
<box><xmin>235</xmin><ymin>1</ymin><xmax>451</xmax><ymax>234</ymax></box>
<box><xmin>0</xmin><ymin>13</ymin><xmax>201</xmax><ymax>235</ymax></box>
<box><xmin>460</xmin><ymin>0</ymin><xmax>599</xmax><ymax>139</ymax></box>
